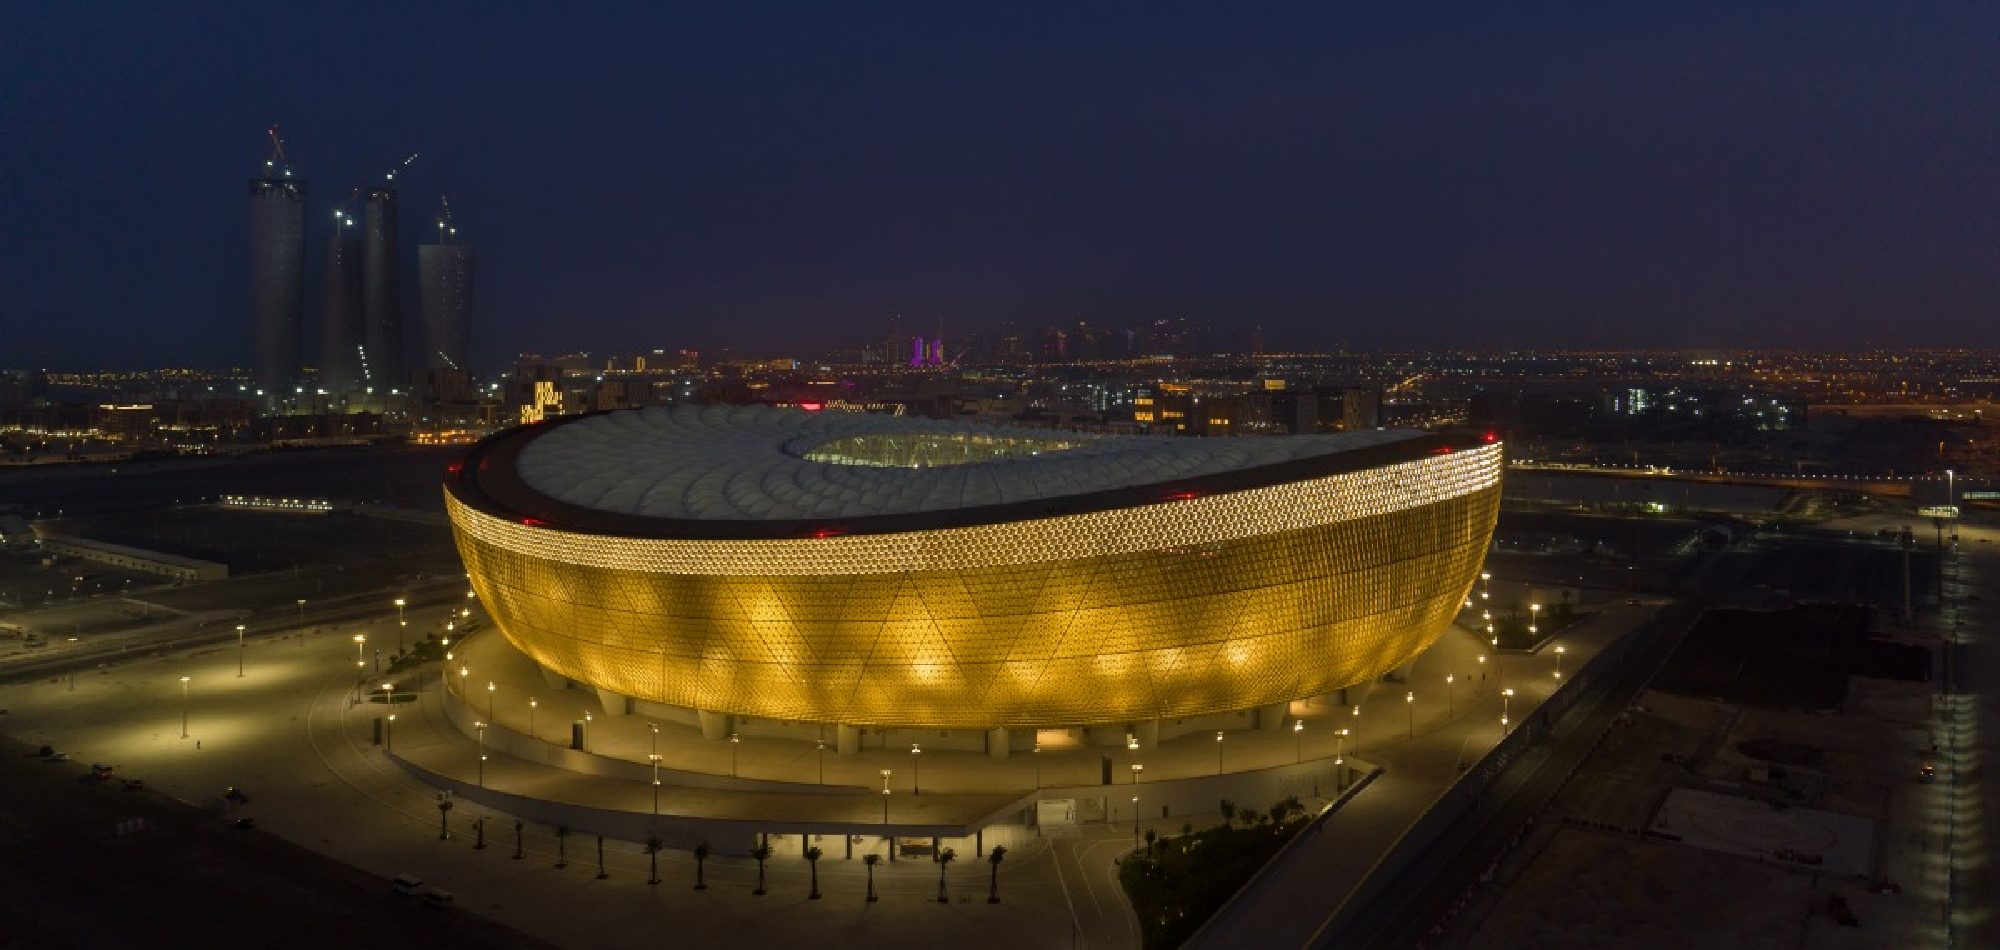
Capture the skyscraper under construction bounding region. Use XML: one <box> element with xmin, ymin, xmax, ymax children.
<box><xmin>418</xmin><ymin>199</ymin><xmax>474</xmax><ymax>373</ymax></box>
<box><xmin>248</xmin><ymin>128</ymin><xmax>305</xmax><ymax>393</ymax></box>
<box><xmin>361</xmin><ymin>180</ymin><xmax>403</xmax><ymax>390</ymax></box>
<box><xmin>319</xmin><ymin>206</ymin><xmax>365</xmax><ymax>393</ymax></box>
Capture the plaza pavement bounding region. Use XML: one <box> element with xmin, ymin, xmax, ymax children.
<box><xmin>0</xmin><ymin>576</ymin><xmax>1610</xmax><ymax>950</ymax></box>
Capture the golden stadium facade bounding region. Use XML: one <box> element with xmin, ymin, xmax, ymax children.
<box><xmin>445</xmin><ymin>405</ymin><xmax>1502</xmax><ymax>732</ymax></box>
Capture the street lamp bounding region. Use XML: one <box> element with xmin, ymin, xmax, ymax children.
<box><xmin>1130</xmin><ymin>762</ymin><xmax>1144</xmax><ymax>784</ymax></box>
<box><xmin>1132</xmin><ymin>796</ymin><xmax>1141</xmax><ymax>847</ymax></box>
<box><xmin>1214</xmin><ymin>731</ymin><xmax>1225</xmax><ymax>775</ymax></box>
<box><xmin>235</xmin><ymin>624</ymin><xmax>246</xmax><ymax>677</ymax></box>
<box><xmin>815</xmin><ymin>738</ymin><xmax>826</xmax><ymax>784</ymax></box>
<box><xmin>1406</xmin><ymin>691</ymin><xmax>1415</xmax><ymax>738</ymax></box>
<box><xmin>394</xmin><ymin>598</ymin><xmax>407</xmax><ymax>651</ymax></box>
<box><xmin>649</xmin><ymin>753</ymin><xmax>663</xmax><ymax>815</ymax></box>
<box><xmin>386</xmin><ymin>713</ymin><xmax>396</xmax><ymax>752</ymax></box>
<box><xmin>1477</xmin><ymin>654</ymin><xmax>1487</xmax><ymax>693</ymax></box>
<box><xmin>1446</xmin><ymin>674</ymin><xmax>1456</xmax><ymax>716</ymax></box>
<box><xmin>352</xmin><ymin>633</ymin><xmax>365</xmax><ymax>667</ymax></box>
<box><xmin>1529</xmin><ymin>603</ymin><xmax>1541</xmax><ymax>636</ymax></box>
<box><xmin>1293</xmin><ymin>719</ymin><xmax>1304</xmax><ymax>763</ymax></box>
<box><xmin>528</xmin><ymin>698</ymin><xmax>537</xmax><ymax>737</ymax></box>
<box><xmin>296</xmin><ymin>598</ymin><xmax>306</xmax><ymax>628</ymax></box>
<box><xmin>910</xmin><ymin>743</ymin><xmax>922</xmax><ymax>794</ymax></box>
<box><xmin>1335</xmin><ymin>727</ymin><xmax>1348</xmax><ymax>763</ymax></box>
<box><xmin>880</xmin><ymin>769</ymin><xmax>893</xmax><ymax>824</ymax></box>
<box><xmin>1501</xmin><ymin>688</ymin><xmax>1515</xmax><ymax>735</ymax></box>
<box><xmin>380</xmin><ymin>682</ymin><xmax>395</xmax><ymax>708</ymax></box>
<box><xmin>486</xmin><ymin>681</ymin><xmax>496</xmax><ymax>720</ymax></box>
<box><xmin>1553</xmin><ymin>644</ymin><xmax>1567</xmax><ymax>680</ymax></box>
<box><xmin>475</xmin><ymin>721</ymin><xmax>488</xmax><ymax>787</ymax></box>
<box><xmin>1480</xmin><ymin>571</ymin><xmax>1491</xmax><ymax>601</ymax></box>
<box><xmin>729</xmin><ymin>733</ymin><xmax>740</xmax><ymax>777</ymax></box>
<box><xmin>648</xmin><ymin>723</ymin><xmax>662</xmax><ymax>811</ymax></box>
<box><xmin>179</xmin><ymin>675</ymin><xmax>191</xmax><ymax>738</ymax></box>
<box><xmin>1032</xmin><ymin>743</ymin><xmax>1043</xmax><ymax>789</ymax></box>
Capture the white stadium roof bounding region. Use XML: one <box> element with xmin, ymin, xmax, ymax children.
<box><xmin>513</xmin><ymin>404</ymin><xmax>1425</xmax><ymax>521</ymax></box>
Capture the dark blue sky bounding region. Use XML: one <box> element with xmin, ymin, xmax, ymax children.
<box><xmin>4</xmin><ymin>3</ymin><xmax>1996</xmax><ymax>371</ymax></box>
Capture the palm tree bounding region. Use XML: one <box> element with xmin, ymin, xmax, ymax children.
<box><xmin>863</xmin><ymin>853</ymin><xmax>881</xmax><ymax>902</ymax></box>
<box><xmin>805</xmin><ymin>845</ymin><xmax>824</xmax><ymax>899</ymax></box>
<box><xmin>985</xmin><ymin>845</ymin><xmax>1007</xmax><ymax>903</ymax></box>
<box><xmin>693</xmin><ymin>841</ymin><xmax>710</xmax><ymax>890</ymax></box>
<box><xmin>750</xmin><ymin>843</ymin><xmax>772</xmax><ymax>896</ymax></box>
<box><xmin>645</xmin><ymin>836</ymin><xmax>664</xmax><ymax>885</ymax></box>
<box><xmin>1219</xmin><ymin>799</ymin><xmax>1236</xmax><ymax>829</ymax></box>
<box><xmin>935</xmin><ymin>846</ymin><xmax>956</xmax><ymax>904</ymax></box>
<box><xmin>1143</xmin><ymin>828</ymin><xmax>1158</xmax><ymax>857</ymax></box>
<box><xmin>554</xmin><ymin>825</ymin><xmax>570</xmax><ymax>869</ymax></box>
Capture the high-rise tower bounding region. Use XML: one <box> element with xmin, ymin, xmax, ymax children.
<box><xmin>248</xmin><ymin>127</ymin><xmax>306</xmax><ymax>393</ymax></box>
<box><xmin>319</xmin><ymin>202</ymin><xmax>365</xmax><ymax>392</ymax></box>
<box><xmin>361</xmin><ymin>184</ymin><xmax>402</xmax><ymax>389</ymax></box>
<box><xmin>361</xmin><ymin>154</ymin><xmax>416</xmax><ymax>390</ymax></box>
<box><xmin>418</xmin><ymin>198</ymin><xmax>474</xmax><ymax>373</ymax></box>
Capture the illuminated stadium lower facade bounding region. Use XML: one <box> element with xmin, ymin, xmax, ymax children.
<box><xmin>445</xmin><ymin>405</ymin><xmax>1502</xmax><ymax>751</ymax></box>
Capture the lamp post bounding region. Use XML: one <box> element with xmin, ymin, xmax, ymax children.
<box><xmin>815</xmin><ymin>738</ymin><xmax>826</xmax><ymax>784</ymax></box>
<box><xmin>1130</xmin><ymin>762</ymin><xmax>1144</xmax><ymax>784</ymax></box>
<box><xmin>179</xmin><ymin>675</ymin><xmax>191</xmax><ymax>738</ymax></box>
<box><xmin>1553</xmin><ymin>644</ymin><xmax>1567</xmax><ymax>680</ymax></box>
<box><xmin>486</xmin><ymin>681</ymin><xmax>496</xmax><ymax>720</ymax></box>
<box><xmin>729</xmin><ymin>733</ymin><xmax>740</xmax><ymax>777</ymax></box>
<box><xmin>1032</xmin><ymin>743</ymin><xmax>1043</xmax><ymax>789</ymax></box>
<box><xmin>235</xmin><ymin>624</ymin><xmax>246</xmax><ymax>677</ymax></box>
<box><xmin>1529</xmin><ymin>602</ymin><xmax>1541</xmax><ymax>636</ymax></box>
<box><xmin>910</xmin><ymin>743</ymin><xmax>922</xmax><ymax>794</ymax></box>
<box><xmin>1501</xmin><ymin>688</ymin><xmax>1515</xmax><ymax>736</ymax></box>
<box><xmin>528</xmin><ymin>698</ymin><xmax>537</xmax><ymax>737</ymax></box>
<box><xmin>475</xmin><ymin>721</ymin><xmax>487</xmax><ymax>787</ymax></box>
<box><xmin>880</xmin><ymin>769</ymin><xmax>892</xmax><ymax>825</ymax></box>
<box><xmin>394</xmin><ymin>597</ymin><xmax>406</xmax><ymax>651</ymax></box>
<box><xmin>1335</xmin><ymin>727</ymin><xmax>1347</xmax><ymax>763</ymax></box>
<box><xmin>1477</xmin><ymin>654</ymin><xmax>1487</xmax><ymax>694</ymax></box>
<box><xmin>380</xmin><ymin>682</ymin><xmax>394</xmax><ymax>708</ymax></box>
<box><xmin>385</xmin><ymin>713</ymin><xmax>395</xmax><ymax>752</ymax></box>
<box><xmin>1215</xmin><ymin>731</ymin><xmax>1225</xmax><ymax>774</ymax></box>
<box><xmin>1406</xmin><ymin>691</ymin><xmax>1415</xmax><ymax>738</ymax></box>
<box><xmin>1446</xmin><ymin>673</ymin><xmax>1456</xmax><ymax>716</ymax></box>
<box><xmin>296</xmin><ymin>598</ymin><xmax>306</xmax><ymax>632</ymax></box>
<box><xmin>1480</xmin><ymin>571</ymin><xmax>1491</xmax><ymax>602</ymax></box>
<box><xmin>1293</xmin><ymin>720</ymin><xmax>1305</xmax><ymax>763</ymax></box>
<box><xmin>649</xmin><ymin>753</ymin><xmax>663</xmax><ymax>815</ymax></box>
<box><xmin>1132</xmin><ymin>796</ymin><xmax>1141</xmax><ymax>848</ymax></box>
<box><xmin>353</xmin><ymin>633</ymin><xmax>365</xmax><ymax>666</ymax></box>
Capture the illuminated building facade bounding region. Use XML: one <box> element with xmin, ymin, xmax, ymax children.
<box><xmin>446</xmin><ymin>406</ymin><xmax>1501</xmax><ymax>747</ymax></box>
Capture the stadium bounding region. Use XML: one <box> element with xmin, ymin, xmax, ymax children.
<box><xmin>444</xmin><ymin>405</ymin><xmax>1502</xmax><ymax>753</ymax></box>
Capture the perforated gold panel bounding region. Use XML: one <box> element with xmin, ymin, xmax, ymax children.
<box><xmin>448</xmin><ymin>444</ymin><xmax>1502</xmax><ymax>728</ymax></box>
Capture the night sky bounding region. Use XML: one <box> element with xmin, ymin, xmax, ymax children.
<box><xmin>4</xmin><ymin>3</ymin><xmax>1996</xmax><ymax>371</ymax></box>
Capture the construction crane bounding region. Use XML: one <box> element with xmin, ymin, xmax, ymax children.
<box><xmin>265</xmin><ymin>125</ymin><xmax>292</xmax><ymax>177</ymax></box>
<box><xmin>384</xmin><ymin>153</ymin><xmax>418</xmax><ymax>184</ymax></box>
<box><xmin>435</xmin><ymin>195</ymin><xmax>457</xmax><ymax>244</ymax></box>
<box><xmin>332</xmin><ymin>188</ymin><xmax>361</xmax><ymax>231</ymax></box>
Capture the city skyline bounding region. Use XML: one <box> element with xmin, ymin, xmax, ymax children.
<box><xmin>5</xmin><ymin>5</ymin><xmax>1997</xmax><ymax>373</ymax></box>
